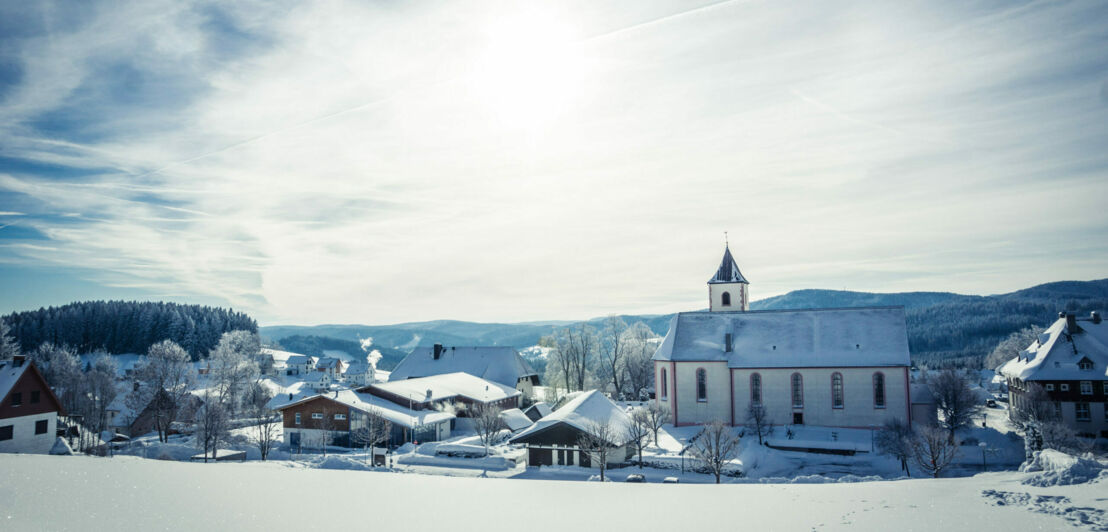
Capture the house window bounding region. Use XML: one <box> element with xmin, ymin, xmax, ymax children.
<box><xmin>1080</xmin><ymin>381</ymin><xmax>1093</xmax><ymax>395</ymax></box>
<box><xmin>1054</xmin><ymin>402</ymin><xmax>1062</xmax><ymax>418</ymax></box>
<box><xmin>791</xmin><ymin>373</ymin><xmax>803</xmax><ymax>408</ymax></box>
<box><xmin>11</xmin><ymin>392</ymin><xmax>21</xmax><ymax>407</ymax></box>
<box><xmin>312</xmin><ymin>413</ymin><xmax>323</xmax><ymax>420</ymax></box>
<box><xmin>295</xmin><ymin>413</ymin><xmax>302</xmax><ymax>425</ymax></box>
<box><xmin>31</xmin><ymin>391</ymin><xmax>40</xmax><ymax>404</ymax></box>
<box><xmin>1075</xmin><ymin>402</ymin><xmax>1091</xmax><ymax>422</ymax></box>
<box><xmin>1060</xmin><ymin>384</ymin><xmax>1069</xmax><ymax>392</ymax></box>
<box><xmin>334</xmin><ymin>414</ymin><xmax>346</xmax><ymax>420</ymax></box>
<box><xmin>721</xmin><ymin>292</ymin><xmax>731</xmax><ymax>306</ymax></box>
<box><xmin>660</xmin><ymin>368</ymin><xmax>668</xmax><ymax>400</ymax></box>
<box><xmin>750</xmin><ymin>373</ymin><xmax>762</xmax><ymax>405</ymax></box>
<box><xmin>873</xmin><ymin>373</ymin><xmax>886</xmax><ymax>408</ymax></box>
<box><xmin>696</xmin><ymin>369</ymin><xmax>708</xmax><ymax>402</ymax></box>
<box><xmin>0</xmin><ymin>425</ymin><xmax>11</xmax><ymax>441</ymax></box>
<box><xmin>35</xmin><ymin>419</ymin><xmax>48</xmax><ymax>435</ymax></box>
<box><xmin>1045</xmin><ymin>384</ymin><xmax>1055</xmax><ymax>391</ymax></box>
<box><xmin>831</xmin><ymin>373</ymin><xmax>844</xmax><ymax>409</ymax></box>
<box><xmin>1078</xmin><ymin>359</ymin><xmax>1093</xmax><ymax>371</ymax></box>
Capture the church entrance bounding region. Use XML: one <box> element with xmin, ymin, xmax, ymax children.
<box><xmin>792</xmin><ymin>412</ymin><xmax>804</xmax><ymax>425</ymax></box>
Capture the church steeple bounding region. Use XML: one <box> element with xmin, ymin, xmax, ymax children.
<box><xmin>708</xmin><ymin>245</ymin><xmax>749</xmax><ymax>311</ymax></box>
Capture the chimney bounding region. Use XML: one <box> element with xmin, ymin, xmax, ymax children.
<box><xmin>1065</xmin><ymin>312</ymin><xmax>1079</xmax><ymax>333</ymax></box>
<box><xmin>1092</xmin><ymin>311</ymin><xmax>1102</xmax><ymax>324</ymax></box>
<box><xmin>433</xmin><ymin>343</ymin><xmax>443</xmax><ymax>360</ymax></box>
<box><xmin>288</xmin><ymin>393</ymin><xmax>293</xmax><ymax>401</ymax></box>
<box><xmin>724</xmin><ymin>333</ymin><xmax>732</xmax><ymax>353</ymax></box>
<box><xmin>12</xmin><ymin>354</ymin><xmax>25</xmax><ymax>367</ymax></box>
<box><xmin>425</xmin><ymin>389</ymin><xmax>432</xmax><ymax>400</ymax></box>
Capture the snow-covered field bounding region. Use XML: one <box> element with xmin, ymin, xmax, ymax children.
<box><xmin>2</xmin><ymin>453</ymin><xmax>1105</xmax><ymax>531</ymax></box>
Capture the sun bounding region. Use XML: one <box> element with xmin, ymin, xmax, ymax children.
<box><xmin>467</xmin><ymin>11</ymin><xmax>585</xmax><ymax>129</ymax></box>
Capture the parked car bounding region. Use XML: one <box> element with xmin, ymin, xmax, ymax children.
<box><xmin>662</xmin><ymin>477</ymin><xmax>680</xmax><ymax>484</ymax></box>
<box><xmin>625</xmin><ymin>474</ymin><xmax>646</xmax><ymax>483</ymax></box>
<box><xmin>986</xmin><ymin>399</ymin><xmax>998</xmax><ymax>408</ymax></box>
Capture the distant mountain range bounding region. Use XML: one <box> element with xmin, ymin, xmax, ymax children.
<box><xmin>261</xmin><ymin>279</ymin><xmax>1108</xmax><ymax>369</ymax></box>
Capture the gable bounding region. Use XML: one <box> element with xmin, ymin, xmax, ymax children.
<box><xmin>0</xmin><ymin>362</ymin><xmax>65</xmax><ymax>418</ymax></box>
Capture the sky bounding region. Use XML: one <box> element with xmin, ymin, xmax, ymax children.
<box><xmin>0</xmin><ymin>0</ymin><xmax>1106</xmax><ymax>326</ymax></box>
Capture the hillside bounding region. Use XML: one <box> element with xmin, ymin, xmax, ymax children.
<box><xmin>261</xmin><ymin>279</ymin><xmax>1108</xmax><ymax>368</ymax></box>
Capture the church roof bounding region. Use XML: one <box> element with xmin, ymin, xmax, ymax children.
<box><xmin>651</xmin><ymin>307</ymin><xmax>910</xmax><ymax>368</ymax></box>
<box><xmin>709</xmin><ymin>246</ymin><xmax>748</xmax><ymax>284</ymax></box>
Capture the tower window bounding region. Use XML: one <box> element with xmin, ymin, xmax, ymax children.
<box><xmin>696</xmin><ymin>368</ymin><xmax>708</xmax><ymax>402</ymax></box>
<box><xmin>721</xmin><ymin>292</ymin><xmax>731</xmax><ymax>306</ymax></box>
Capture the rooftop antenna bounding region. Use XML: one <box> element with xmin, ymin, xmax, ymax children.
<box><xmin>724</xmin><ymin>231</ymin><xmax>729</xmax><ymax>247</ymax></box>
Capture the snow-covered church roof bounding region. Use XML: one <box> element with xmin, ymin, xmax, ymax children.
<box><xmin>652</xmin><ymin>307</ymin><xmax>910</xmax><ymax>368</ymax></box>
<box><xmin>388</xmin><ymin>346</ymin><xmax>536</xmax><ymax>387</ymax></box>
<box><xmin>998</xmin><ymin>312</ymin><xmax>1107</xmax><ymax>381</ymax></box>
<box><xmin>708</xmin><ymin>245</ymin><xmax>748</xmax><ymax>284</ymax></box>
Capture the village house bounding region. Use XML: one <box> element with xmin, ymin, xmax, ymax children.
<box><xmin>304</xmin><ymin>371</ymin><xmax>332</xmax><ymax>393</ymax></box>
<box><xmin>342</xmin><ymin>361</ymin><xmax>375</xmax><ymax>387</ymax></box>
<box><xmin>652</xmin><ymin>245</ymin><xmax>913</xmax><ymax>430</ymax></box>
<box><xmin>275</xmin><ymin>389</ymin><xmax>455</xmax><ymax>450</ymax></box>
<box><xmin>509</xmin><ymin>390</ymin><xmax>632</xmax><ymax>468</ymax></box>
<box><xmin>389</xmin><ymin>344</ymin><xmax>540</xmax><ymax>397</ymax></box>
<box><xmin>1000</xmin><ymin>311</ymin><xmax>1107</xmax><ymax>438</ymax></box>
<box><xmin>285</xmin><ymin>355</ymin><xmax>315</xmax><ymax>376</ymax></box>
<box><xmin>360</xmin><ymin>372</ymin><xmax>521</xmax><ymax>415</ymax></box>
<box><xmin>0</xmin><ymin>356</ymin><xmax>65</xmax><ymax>454</ymax></box>
<box><xmin>315</xmin><ymin>357</ymin><xmax>344</xmax><ymax>378</ymax></box>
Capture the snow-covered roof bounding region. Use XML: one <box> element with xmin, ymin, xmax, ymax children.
<box><xmin>708</xmin><ymin>245</ymin><xmax>748</xmax><ymax>284</ymax></box>
<box><xmin>275</xmin><ymin>389</ymin><xmax>454</xmax><ymax>429</ymax></box>
<box><xmin>998</xmin><ymin>313</ymin><xmax>1108</xmax><ymax>381</ymax></box>
<box><xmin>499</xmin><ymin>408</ymin><xmax>533</xmax><ymax>432</ymax></box>
<box><xmin>303</xmin><ymin>372</ymin><xmax>330</xmax><ymax>383</ymax></box>
<box><xmin>388</xmin><ymin>346</ymin><xmax>536</xmax><ymax>387</ymax></box>
<box><xmin>652</xmin><ymin>307</ymin><xmax>911</xmax><ymax>368</ymax></box>
<box><xmin>345</xmin><ymin>362</ymin><xmax>371</xmax><ymax>375</ymax></box>
<box><xmin>316</xmin><ymin>358</ymin><xmax>342</xmax><ymax>370</ymax></box>
<box><xmin>510</xmin><ymin>390</ymin><xmax>632</xmax><ymax>446</ymax></box>
<box><xmin>524</xmin><ymin>402</ymin><xmax>553</xmax><ymax>418</ymax></box>
<box><xmin>285</xmin><ymin>355</ymin><xmax>314</xmax><ymax>365</ymax></box>
<box><xmin>370</xmin><ymin>372</ymin><xmax>520</xmax><ymax>403</ymax></box>
<box><xmin>0</xmin><ymin>360</ymin><xmax>30</xmax><ymax>404</ymax></box>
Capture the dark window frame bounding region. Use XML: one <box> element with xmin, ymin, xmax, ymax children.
<box><xmin>831</xmin><ymin>372</ymin><xmax>844</xmax><ymax>409</ymax></box>
<box><xmin>873</xmin><ymin>372</ymin><xmax>886</xmax><ymax>409</ymax></box>
<box><xmin>35</xmin><ymin>419</ymin><xmax>48</xmax><ymax>435</ymax></box>
<box><xmin>0</xmin><ymin>425</ymin><xmax>11</xmax><ymax>441</ymax></box>
<box><xmin>11</xmin><ymin>392</ymin><xmax>22</xmax><ymax>407</ymax></box>
<box><xmin>696</xmin><ymin>368</ymin><xmax>708</xmax><ymax>402</ymax></box>
<box><xmin>791</xmin><ymin>373</ymin><xmax>804</xmax><ymax>408</ymax></box>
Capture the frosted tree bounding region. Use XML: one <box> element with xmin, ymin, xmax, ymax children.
<box><xmin>911</xmin><ymin>425</ymin><xmax>958</xmax><ymax>478</ymax></box>
<box><xmin>623</xmin><ymin>323</ymin><xmax>658</xmax><ymax>400</ymax></box>
<box><xmin>128</xmin><ymin>340</ymin><xmax>196</xmax><ymax>442</ymax></box>
<box><xmin>744</xmin><ymin>402</ymin><xmax>772</xmax><ymax>445</ymax></box>
<box><xmin>984</xmin><ymin>326</ymin><xmax>1044</xmax><ymax>370</ymax></box>
<box><xmin>689</xmin><ymin>420</ymin><xmax>742</xmax><ymax>484</ymax></box>
<box><xmin>351</xmin><ymin>408</ymin><xmax>392</xmax><ymax>465</ymax></box>
<box><xmin>576</xmin><ymin>419</ymin><xmax>618</xmax><ymax>481</ymax></box>
<box><xmin>875</xmin><ymin>418</ymin><xmax>915</xmax><ymax>476</ymax></box>
<box><xmin>208</xmin><ymin>331</ymin><xmax>261</xmax><ymax>417</ymax></box>
<box><xmin>244</xmin><ymin>382</ymin><xmax>278</xmax><ymax>460</ymax></box>
<box><xmin>195</xmin><ymin>391</ymin><xmax>230</xmax><ymax>462</ymax></box>
<box><xmin>29</xmin><ymin>342</ymin><xmax>82</xmax><ymax>411</ymax></box>
<box><xmin>625</xmin><ymin>408</ymin><xmax>653</xmax><ymax>468</ymax></box>
<box><xmin>0</xmin><ymin>319</ymin><xmax>19</xmax><ymax>361</ymax></box>
<box><xmin>471</xmin><ymin>402</ymin><xmax>504</xmax><ymax>456</ymax></box>
<box><xmin>81</xmin><ymin>353</ymin><xmax>119</xmax><ymax>439</ymax></box>
<box><xmin>553</xmin><ymin>324</ymin><xmax>598</xmax><ymax>391</ymax></box>
<box><xmin>929</xmin><ymin>370</ymin><xmax>983</xmax><ymax>442</ymax></box>
<box><xmin>598</xmin><ymin>316</ymin><xmax>629</xmax><ymax>398</ymax></box>
<box><xmin>643</xmin><ymin>402</ymin><xmax>671</xmax><ymax>446</ymax></box>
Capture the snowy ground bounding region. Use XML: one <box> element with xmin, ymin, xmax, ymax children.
<box><xmin>2</xmin><ymin>454</ymin><xmax>1105</xmax><ymax>531</ymax></box>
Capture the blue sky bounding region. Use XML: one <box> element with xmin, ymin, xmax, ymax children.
<box><xmin>1</xmin><ymin>0</ymin><xmax>1106</xmax><ymax>325</ymax></box>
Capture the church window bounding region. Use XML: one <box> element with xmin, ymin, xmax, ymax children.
<box><xmin>873</xmin><ymin>373</ymin><xmax>886</xmax><ymax>408</ymax></box>
<box><xmin>660</xmin><ymin>368</ymin><xmax>668</xmax><ymax>400</ymax></box>
<box><xmin>696</xmin><ymin>369</ymin><xmax>708</xmax><ymax>402</ymax></box>
<box><xmin>791</xmin><ymin>373</ymin><xmax>803</xmax><ymax>408</ymax></box>
<box><xmin>831</xmin><ymin>373</ymin><xmax>844</xmax><ymax>409</ymax></box>
<box><xmin>721</xmin><ymin>292</ymin><xmax>731</xmax><ymax>306</ymax></box>
<box><xmin>750</xmin><ymin>374</ymin><xmax>762</xmax><ymax>405</ymax></box>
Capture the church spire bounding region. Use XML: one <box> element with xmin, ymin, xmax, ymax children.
<box><xmin>709</xmin><ymin>245</ymin><xmax>748</xmax><ymax>284</ymax></box>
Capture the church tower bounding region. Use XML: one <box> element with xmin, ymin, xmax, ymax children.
<box><xmin>708</xmin><ymin>245</ymin><xmax>749</xmax><ymax>312</ymax></box>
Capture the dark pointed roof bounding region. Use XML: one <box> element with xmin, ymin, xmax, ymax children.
<box><xmin>708</xmin><ymin>245</ymin><xmax>748</xmax><ymax>284</ymax></box>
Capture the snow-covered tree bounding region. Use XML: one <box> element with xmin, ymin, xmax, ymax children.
<box><xmin>195</xmin><ymin>391</ymin><xmax>230</xmax><ymax>462</ymax></box>
<box><xmin>576</xmin><ymin>419</ymin><xmax>618</xmax><ymax>482</ymax></box>
<box><xmin>471</xmin><ymin>402</ymin><xmax>504</xmax><ymax>456</ymax></box>
<box><xmin>0</xmin><ymin>319</ymin><xmax>19</xmax><ymax>361</ymax></box>
<box><xmin>81</xmin><ymin>353</ymin><xmax>119</xmax><ymax>439</ymax></box>
<box><xmin>625</xmin><ymin>408</ymin><xmax>653</xmax><ymax>468</ymax></box>
<box><xmin>128</xmin><ymin>340</ymin><xmax>195</xmax><ymax>442</ymax></box>
<box><xmin>622</xmin><ymin>323</ymin><xmax>658</xmax><ymax>400</ymax></box>
<box><xmin>929</xmin><ymin>369</ymin><xmax>982</xmax><ymax>442</ymax></box>
<box><xmin>689</xmin><ymin>420</ymin><xmax>741</xmax><ymax>484</ymax></box>
<box><xmin>744</xmin><ymin>402</ymin><xmax>772</xmax><ymax>445</ymax></box>
<box><xmin>911</xmin><ymin>425</ymin><xmax>958</xmax><ymax>478</ymax></box>
<box><xmin>984</xmin><ymin>326</ymin><xmax>1044</xmax><ymax>370</ymax></box>
<box><xmin>351</xmin><ymin>408</ymin><xmax>392</xmax><ymax>465</ymax></box>
<box><xmin>244</xmin><ymin>382</ymin><xmax>278</xmax><ymax>460</ymax></box>
<box><xmin>208</xmin><ymin>331</ymin><xmax>261</xmax><ymax>417</ymax></box>
<box><xmin>875</xmin><ymin>418</ymin><xmax>915</xmax><ymax>476</ymax></box>
<box><xmin>29</xmin><ymin>342</ymin><xmax>82</xmax><ymax>411</ymax></box>
<box><xmin>643</xmin><ymin>402</ymin><xmax>671</xmax><ymax>446</ymax></box>
<box><xmin>598</xmin><ymin>316</ymin><xmax>629</xmax><ymax>398</ymax></box>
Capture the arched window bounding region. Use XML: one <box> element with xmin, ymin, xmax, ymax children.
<box><xmin>873</xmin><ymin>372</ymin><xmax>886</xmax><ymax>408</ymax></box>
<box><xmin>696</xmin><ymin>368</ymin><xmax>708</xmax><ymax>402</ymax></box>
<box><xmin>721</xmin><ymin>292</ymin><xmax>731</xmax><ymax>306</ymax></box>
<box><xmin>660</xmin><ymin>368</ymin><xmax>668</xmax><ymax>400</ymax></box>
<box><xmin>750</xmin><ymin>373</ymin><xmax>762</xmax><ymax>405</ymax></box>
<box><xmin>791</xmin><ymin>373</ymin><xmax>804</xmax><ymax>408</ymax></box>
<box><xmin>831</xmin><ymin>373</ymin><xmax>844</xmax><ymax>409</ymax></box>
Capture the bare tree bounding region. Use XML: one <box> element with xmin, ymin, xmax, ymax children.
<box><xmin>208</xmin><ymin>331</ymin><xmax>261</xmax><ymax>418</ymax></box>
<box><xmin>0</xmin><ymin>319</ymin><xmax>19</xmax><ymax>361</ymax></box>
<box><xmin>744</xmin><ymin>402</ymin><xmax>772</xmax><ymax>445</ymax></box>
<box><xmin>598</xmin><ymin>317</ymin><xmax>629</xmax><ymax>398</ymax></box>
<box><xmin>911</xmin><ymin>425</ymin><xmax>958</xmax><ymax>478</ymax></box>
<box><xmin>626</xmin><ymin>408</ymin><xmax>653</xmax><ymax>468</ymax></box>
<box><xmin>689</xmin><ymin>420</ymin><xmax>742</xmax><ymax>484</ymax></box>
<box><xmin>930</xmin><ymin>369</ymin><xmax>982</xmax><ymax>442</ymax></box>
<box><xmin>471</xmin><ymin>402</ymin><xmax>504</xmax><ymax>456</ymax></box>
<box><xmin>577</xmin><ymin>419</ymin><xmax>618</xmax><ymax>481</ymax></box>
<box><xmin>623</xmin><ymin>323</ymin><xmax>658</xmax><ymax>400</ymax></box>
<box><xmin>244</xmin><ymin>382</ymin><xmax>278</xmax><ymax>460</ymax></box>
<box><xmin>554</xmin><ymin>324</ymin><xmax>597</xmax><ymax>391</ymax></box>
<box><xmin>643</xmin><ymin>402</ymin><xmax>671</xmax><ymax>446</ymax></box>
<box><xmin>195</xmin><ymin>391</ymin><xmax>230</xmax><ymax>462</ymax></box>
<box><xmin>351</xmin><ymin>408</ymin><xmax>393</xmax><ymax>465</ymax></box>
<box><xmin>128</xmin><ymin>340</ymin><xmax>195</xmax><ymax>442</ymax></box>
<box><xmin>875</xmin><ymin>418</ymin><xmax>915</xmax><ymax>476</ymax></box>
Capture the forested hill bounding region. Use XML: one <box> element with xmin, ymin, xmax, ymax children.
<box><xmin>261</xmin><ymin>279</ymin><xmax>1108</xmax><ymax>369</ymax></box>
<box><xmin>3</xmin><ymin>301</ymin><xmax>257</xmax><ymax>360</ymax></box>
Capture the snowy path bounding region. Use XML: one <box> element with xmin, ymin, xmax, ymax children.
<box><xmin>2</xmin><ymin>455</ymin><xmax>1104</xmax><ymax>531</ymax></box>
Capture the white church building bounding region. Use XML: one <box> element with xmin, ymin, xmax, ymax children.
<box><xmin>652</xmin><ymin>246</ymin><xmax>913</xmax><ymax>429</ymax></box>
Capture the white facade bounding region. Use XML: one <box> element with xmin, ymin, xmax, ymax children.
<box><xmin>0</xmin><ymin>412</ymin><xmax>57</xmax><ymax>454</ymax></box>
<box><xmin>709</xmin><ymin>282</ymin><xmax>748</xmax><ymax>312</ymax></box>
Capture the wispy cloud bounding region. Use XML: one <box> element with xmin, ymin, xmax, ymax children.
<box><xmin>0</xmin><ymin>0</ymin><xmax>1106</xmax><ymax>324</ymax></box>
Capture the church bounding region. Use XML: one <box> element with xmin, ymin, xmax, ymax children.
<box><xmin>652</xmin><ymin>246</ymin><xmax>913</xmax><ymax>429</ymax></box>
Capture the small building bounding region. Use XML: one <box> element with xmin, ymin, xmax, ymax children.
<box><xmin>315</xmin><ymin>358</ymin><xmax>344</xmax><ymax>378</ymax></box>
<box><xmin>343</xmin><ymin>362</ymin><xmax>375</xmax><ymax>387</ymax></box>
<box><xmin>909</xmin><ymin>384</ymin><xmax>937</xmax><ymax>426</ymax></box>
<box><xmin>0</xmin><ymin>356</ymin><xmax>65</xmax><ymax>454</ymax></box>
<box><xmin>254</xmin><ymin>353</ymin><xmax>277</xmax><ymax>377</ymax></box>
<box><xmin>285</xmin><ymin>355</ymin><xmax>316</xmax><ymax>376</ymax></box>
<box><xmin>389</xmin><ymin>345</ymin><xmax>540</xmax><ymax>397</ymax></box>
<box><xmin>523</xmin><ymin>402</ymin><xmax>554</xmax><ymax>422</ymax></box>
<box><xmin>509</xmin><ymin>390</ymin><xmax>632</xmax><ymax>468</ymax></box>
<box><xmin>303</xmin><ymin>371</ymin><xmax>332</xmax><ymax>393</ymax></box>
<box><xmin>1000</xmin><ymin>311</ymin><xmax>1107</xmax><ymax>438</ymax></box>
<box><xmin>499</xmin><ymin>408</ymin><xmax>534</xmax><ymax>432</ymax></box>
<box><xmin>276</xmin><ymin>390</ymin><xmax>455</xmax><ymax>450</ymax></box>
<box><xmin>361</xmin><ymin>372</ymin><xmax>521</xmax><ymax>415</ymax></box>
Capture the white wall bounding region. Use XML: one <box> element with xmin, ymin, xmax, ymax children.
<box><xmin>708</xmin><ymin>283</ymin><xmax>747</xmax><ymax>312</ymax></box>
<box><xmin>0</xmin><ymin>412</ymin><xmax>57</xmax><ymax>454</ymax></box>
<box><xmin>672</xmin><ymin>361</ymin><xmax>732</xmax><ymax>425</ymax></box>
<box><xmin>731</xmin><ymin>367</ymin><xmax>910</xmax><ymax>428</ymax></box>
